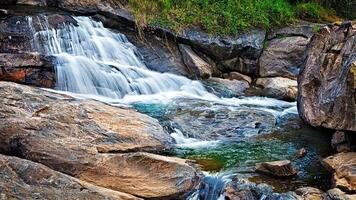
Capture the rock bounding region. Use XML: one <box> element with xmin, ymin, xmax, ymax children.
<box><xmin>322</xmin><ymin>152</ymin><xmax>356</xmax><ymax>192</ymax></box>
<box><xmin>0</xmin><ymin>81</ymin><xmax>200</xmax><ymax>198</ymax></box>
<box><xmin>297</xmin><ymin>22</ymin><xmax>356</xmax><ymax>131</ymax></box>
<box><xmin>165</xmin><ymin>99</ymin><xmax>277</xmax><ymax>140</ymax></box>
<box><xmin>256</xmin><ymin>77</ymin><xmax>298</xmax><ymax>101</ymax></box>
<box><xmin>255</xmin><ymin>160</ymin><xmax>297</xmax><ymax>177</ymax></box>
<box><xmin>296</xmin><ymin>148</ymin><xmax>308</xmax><ymax>158</ymax></box>
<box><xmin>206</xmin><ymin>77</ymin><xmax>249</xmax><ymax>96</ymax></box>
<box><xmin>223</xmin><ymin>72</ymin><xmax>252</xmax><ymax>84</ymax></box>
<box><xmin>327</xmin><ymin>188</ymin><xmax>356</xmax><ymax>200</ymax></box>
<box><xmin>0</xmin><ymin>154</ymin><xmax>140</xmax><ymax>200</ymax></box>
<box><xmin>259</xmin><ymin>36</ymin><xmax>309</xmax><ymax>79</ymax></box>
<box><xmin>0</xmin><ymin>53</ymin><xmax>55</xmax><ymax>88</ymax></box>
<box><xmin>295</xmin><ymin>187</ymin><xmax>326</xmax><ymax>200</ymax></box>
<box><xmin>179</xmin><ymin>44</ymin><xmax>212</xmax><ymax>79</ymax></box>
<box><xmin>220</xmin><ymin>57</ymin><xmax>258</xmax><ymax>76</ymax></box>
<box><xmin>16</xmin><ymin>0</ymin><xmax>56</xmax><ymax>6</ymax></box>
<box><xmin>267</xmin><ymin>23</ymin><xmax>316</xmax><ymax>40</ymax></box>
<box><xmin>331</xmin><ymin>131</ymin><xmax>351</xmax><ymax>153</ymax></box>
<box><xmin>179</xmin><ymin>28</ymin><xmax>266</xmax><ymax>61</ymax></box>
<box><xmin>57</xmin><ymin>0</ymin><xmax>127</xmax><ymax>14</ymax></box>
<box><xmin>223</xmin><ymin>178</ymin><xmax>273</xmax><ymax>200</ymax></box>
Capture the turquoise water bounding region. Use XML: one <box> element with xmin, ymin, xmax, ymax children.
<box><xmin>133</xmin><ymin>100</ymin><xmax>332</xmax><ymax>192</ymax></box>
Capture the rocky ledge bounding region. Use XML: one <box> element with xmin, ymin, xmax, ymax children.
<box><xmin>0</xmin><ymin>81</ymin><xmax>200</xmax><ymax>199</ymax></box>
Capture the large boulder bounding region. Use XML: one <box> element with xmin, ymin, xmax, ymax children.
<box><xmin>259</xmin><ymin>24</ymin><xmax>315</xmax><ymax>79</ymax></box>
<box><xmin>205</xmin><ymin>77</ymin><xmax>250</xmax><ymax>97</ymax></box>
<box><xmin>0</xmin><ymin>81</ymin><xmax>200</xmax><ymax>198</ymax></box>
<box><xmin>322</xmin><ymin>152</ymin><xmax>356</xmax><ymax>193</ymax></box>
<box><xmin>255</xmin><ymin>160</ymin><xmax>297</xmax><ymax>178</ymax></box>
<box><xmin>256</xmin><ymin>77</ymin><xmax>298</xmax><ymax>101</ymax></box>
<box><xmin>298</xmin><ymin>22</ymin><xmax>356</xmax><ymax>131</ymax></box>
<box><xmin>0</xmin><ymin>154</ymin><xmax>140</xmax><ymax>200</ymax></box>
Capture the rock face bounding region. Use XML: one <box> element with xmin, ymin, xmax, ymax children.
<box><xmin>322</xmin><ymin>152</ymin><xmax>356</xmax><ymax>192</ymax></box>
<box><xmin>255</xmin><ymin>160</ymin><xmax>297</xmax><ymax>177</ymax></box>
<box><xmin>0</xmin><ymin>154</ymin><xmax>140</xmax><ymax>200</ymax></box>
<box><xmin>259</xmin><ymin>24</ymin><xmax>315</xmax><ymax>79</ymax></box>
<box><xmin>0</xmin><ymin>53</ymin><xmax>54</xmax><ymax>87</ymax></box>
<box><xmin>179</xmin><ymin>44</ymin><xmax>212</xmax><ymax>79</ymax></box>
<box><xmin>180</xmin><ymin>28</ymin><xmax>266</xmax><ymax>61</ymax></box>
<box><xmin>298</xmin><ymin>22</ymin><xmax>356</xmax><ymax>131</ymax></box>
<box><xmin>0</xmin><ymin>81</ymin><xmax>199</xmax><ymax>199</ymax></box>
<box><xmin>256</xmin><ymin>77</ymin><xmax>298</xmax><ymax>101</ymax></box>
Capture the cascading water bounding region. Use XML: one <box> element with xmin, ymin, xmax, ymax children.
<box><xmin>28</xmin><ymin>16</ymin><xmax>211</xmax><ymax>99</ymax></box>
<box><xmin>26</xmin><ymin>15</ymin><xmax>307</xmax><ymax>199</ymax></box>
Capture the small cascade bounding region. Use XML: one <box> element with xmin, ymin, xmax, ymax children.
<box><xmin>28</xmin><ymin>16</ymin><xmax>210</xmax><ymax>99</ymax></box>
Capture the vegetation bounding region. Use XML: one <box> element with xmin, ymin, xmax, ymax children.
<box><xmin>127</xmin><ymin>0</ymin><xmax>353</xmax><ymax>36</ymax></box>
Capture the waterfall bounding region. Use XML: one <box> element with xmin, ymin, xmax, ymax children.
<box><xmin>28</xmin><ymin>16</ymin><xmax>210</xmax><ymax>99</ymax></box>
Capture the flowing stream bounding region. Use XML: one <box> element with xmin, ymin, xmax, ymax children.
<box><xmin>27</xmin><ymin>15</ymin><xmax>331</xmax><ymax>199</ymax></box>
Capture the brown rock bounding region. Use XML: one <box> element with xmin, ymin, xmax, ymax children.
<box><xmin>179</xmin><ymin>44</ymin><xmax>212</xmax><ymax>79</ymax></box>
<box><xmin>296</xmin><ymin>148</ymin><xmax>308</xmax><ymax>158</ymax></box>
<box><xmin>0</xmin><ymin>53</ymin><xmax>54</xmax><ymax>88</ymax></box>
<box><xmin>0</xmin><ymin>81</ymin><xmax>199</xmax><ymax>198</ymax></box>
<box><xmin>221</xmin><ymin>57</ymin><xmax>258</xmax><ymax>76</ymax></box>
<box><xmin>256</xmin><ymin>77</ymin><xmax>298</xmax><ymax>101</ymax></box>
<box><xmin>322</xmin><ymin>152</ymin><xmax>356</xmax><ymax>192</ymax></box>
<box><xmin>0</xmin><ymin>154</ymin><xmax>140</xmax><ymax>200</ymax></box>
<box><xmin>255</xmin><ymin>160</ymin><xmax>297</xmax><ymax>177</ymax></box>
<box><xmin>298</xmin><ymin>22</ymin><xmax>356</xmax><ymax>131</ymax></box>
<box><xmin>295</xmin><ymin>187</ymin><xmax>326</xmax><ymax>200</ymax></box>
<box><xmin>223</xmin><ymin>71</ymin><xmax>252</xmax><ymax>84</ymax></box>
<box><xmin>327</xmin><ymin>188</ymin><xmax>356</xmax><ymax>200</ymax></box>
<box><xmin>331</xmin><ymin>131</ymin><xmax>351</xmax><ymax>153</ymax></box>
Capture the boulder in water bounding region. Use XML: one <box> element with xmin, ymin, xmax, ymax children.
<box><xmin>322</xmin><ymin>152</ymin><xmax>356</xmax><ymax>193</ymax></box>
<box><xmin>255</xmin><ymin>160</ymin><xmax>297</xmax><ymax>177</ymax></box>
<box><xmin>223</xmin><ymin>71</ymin><xmax>252</xmax><ymax>84</ymax></box>
<box><xmin>0</xmin><ymin>154</ymin><xmax>140</xmax><ymax>200</ymax></box>
<box><xmin>297</xmin><ymin>22</ymin><xmax>356</xmax><ymax>131</ymax></box>
<box><xmin>294</xmin><ymin>187</ymin><xmax>327</xmax><ymax>200</ymax></box>
<box><xmin>205</xmin><ymin>77</ymin><xmax>250</xmax><ymax>97</ymax></box>
<box><xmin>327</xmin><ymin>188</ymin><xmax>356</xmax><ymax>200</ymax></box>
<box><xmin>0</xmin><ymin>81</ymin><xmax>199</xmax><ymax>199</ymax></box>
<box><xmin>256</xmin><ymin>77</ymin><xmax>298</xmax><ymax>101</ymax></box>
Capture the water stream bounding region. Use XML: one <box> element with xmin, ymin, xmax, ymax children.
<box><xmin>27</xmin><ymin>15</ymin><xmax>331</xmax><ymax>199</ymax></box>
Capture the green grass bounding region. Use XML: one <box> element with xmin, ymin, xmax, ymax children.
<box><xmin>126</xmin><ymin>0</ymin><xmax>346</xmax><ymax>36</ymax></box>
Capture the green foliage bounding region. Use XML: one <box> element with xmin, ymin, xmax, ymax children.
<box><xmin>128</xmin><ymin>0</ymin><xmax>295</xmax><ymax>36</ymax></box>
<box><xmin>127</xmin><ymin>0</ymin><xmax>349</xmax><ymax>36</ymax></box>
<box><xmin>295</xmin><ymin>2</ymin><xmax>340</xmax><ymax>22</ymax></box>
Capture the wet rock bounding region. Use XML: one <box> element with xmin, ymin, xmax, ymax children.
<box><xmin>0</xmin><ymin>81</ymin><xmax>200</xmax><ymax>198</ymax></box>
<box><xmin>179</xmin><ymin>44</ymin><xmax>212</xmax><ymax>79</ymax></box>
<box><xmin>296</xmin><ymin>148</ymin><xmax>308</xmax><ymax>158</ymax></box>
<box><xmin>259</xmin><ymin>36</ymin><xmax>309</xmax><ymax>79</ymax></box>
<box><xmin>0</xmin><ymin>53</ymin><xmax>55</xmax><ymax>88</ymax></box>
<box><xmin>295</xmin><ymin>187</ymin><xmax>327</xmax><ymax>200</ymax></box>
<box><xmin>327</xmin><ymin>188</ymin><xmax>356</xmax><ymax>200</ymax></box>
<box><xmin>206</xmin><ymin>77</ymin><xmax>249</xmax><ymax>96</ymax></box>
<box><xmin>255</xmin><ymin>160</ymin><xmax>297</xmax><ymax>177</ymax></box>
<box><xmin>16</xmin><ymin>0</ymin><xmax>56</xmax><ymax>6</ymax></box>
<box><xmin>322</xmin><ymin>152</ymin><xmax>356</xmax><ymax>192</ymax></box>
<box><xmin>179</xmin><ymin>28</ymin><xmax>266</xmax><ymax>61</ymax></box>
<box><xmin>256</xmin><ymin>77</ymin><xmax>298</xmax><ymax>101</ymax></box>
<box><xmin>298</xmin><ymin>22</ymin><xmax>356</xmax><ymax>131</ymax></box>
<box><xmin>331</xmin><ymin>131</ymin><xmax>351</xmax><ymax>153</ymax></box>
<box><xmin>223</xmin><ymin>178</ymin><xmax>273</xmax><ymax>200</ymax></box>
<box><xmin>0</xmin><ymin>154</ymin><xmax>140</xmax><ymax>200</ymax></box>
<box><xmin>166</xmin><ymin>100</ymin><xmax>277</xmax><ymax>140</ymax></box>
<box><xmin>223</xmin><ymin>72</ymin><xmax>252</xmax><ymax>84</ymax></box>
